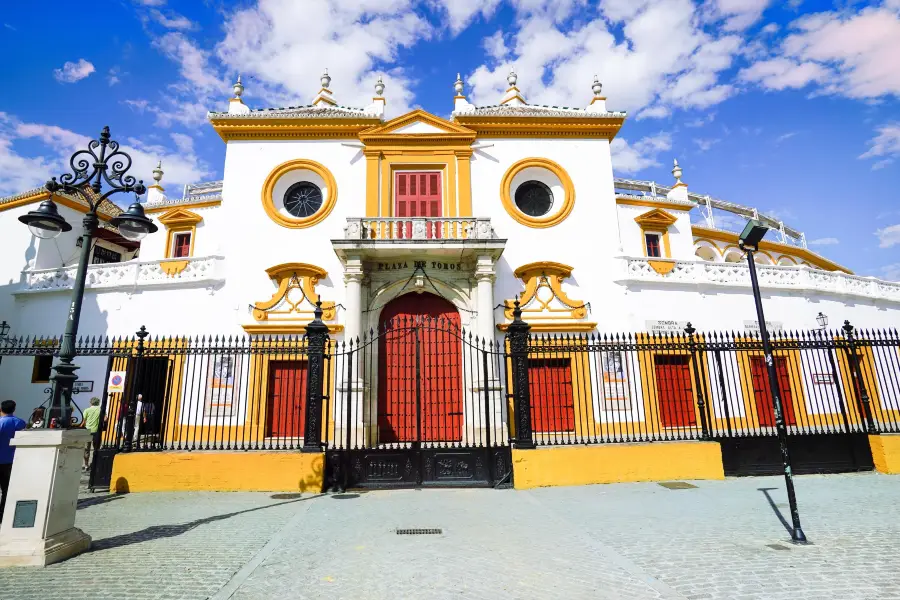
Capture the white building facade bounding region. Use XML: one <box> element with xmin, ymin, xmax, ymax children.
<box><xmin>1</xmin><ymin>71</ymin><xmax>898</xmax><ymax>426</ymax></box>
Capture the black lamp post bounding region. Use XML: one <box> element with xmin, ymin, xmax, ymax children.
<box><xmin>18</xmin><ymin>126</ymin><xmax>157</xmax><ymax>429</ymax></box>
<box><xmin>816</xmin><ymin>312</ymin><xmax>828</xmax><ymax>330</ymax></box>
<box><xmin>739</xmin><ymin>219</ymin><xmax>807</xmax><ymax>544</ymax></box>
<box><xmin>0</xmin><ymin>320</ymin><xmax>10</xmax><ymax>369</ymax></box>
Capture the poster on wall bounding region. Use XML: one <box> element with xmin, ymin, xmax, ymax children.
<box><xmin>600</xmin><ymin>351</ymin><xmax>630</xmax><ymax>411</ymax></box>
<box><xmin>204</xmin><ymin>355</ymin><xmax>238</xmax><ymax>418</ymax></box>
<box><xmin>108</xmin><ymin>371</ymin><xmax>127</xmax><ymax>393</ymax></box>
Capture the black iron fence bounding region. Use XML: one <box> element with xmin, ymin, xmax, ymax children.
<box><xmin>2</xmin><ymin>310</ymin><xmax>899</xmax><ymax>483</ymax></box>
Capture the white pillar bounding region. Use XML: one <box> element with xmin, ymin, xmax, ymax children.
<box><xmin>343</xmin><ymin>256</ymin><xmax>364</xmax><ymax>342</ymax></box>
<box><xmin>0</xmin><ymin>429</ymin><xmax>92</xmax><ymax>566</ymax></box>
<box><xmin>338</xmin><ymin>257</ymin><xmax>365</xmax><ymax>447</ymax></box>
<box><xmin>475</xmin><ymin>255</ymin><xmax>496</xmax><ymax>341</ymax></box>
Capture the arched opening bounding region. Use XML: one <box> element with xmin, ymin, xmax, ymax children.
<box><xmin>724</xmin><ymin>250</ymin><xmax>743</xmax><ymax>263</ymax></box>
<box><xmin>377</xmin><ymin>292</ymin><xmax>462</xmax><ymax>443</ymax></box>
<box><xmin>777</xmin><ymin>256</ymin><xmax>798</xmax><ymax>266</ymax></box>
<box><xmin>754</xmin><ymin>253</ymin><xmax>773</xmax><ymax>265</ymax></box>
<box><xmin>695</xmin><ymin>245</ymin><xmax>718</xmax><ymax>262</ymax></box>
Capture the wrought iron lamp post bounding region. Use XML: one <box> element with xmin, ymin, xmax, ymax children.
<box><xmin>17</xmin><ymin>126</ymin><xmax>157</xmax><ymax>429</ymax></box>
<box><xmin>739</xmin><ymin>220</ymin><xmax>807</xmax><ymax>544</ymax></box>
<box><xmin>816</xmin><ymin>312</ymin><xmax>828</xmax><ymax>330</ymax></box>
<box><xmin>0</xmin><ymin>320</ymin><xmax>9</xmax><ymax>368</ymax></box>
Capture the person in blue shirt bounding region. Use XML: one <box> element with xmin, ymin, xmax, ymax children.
<box><xmin>0</xmin><ymin>400</ymin><xmax>27</xmax><ymax>523</ymax></box>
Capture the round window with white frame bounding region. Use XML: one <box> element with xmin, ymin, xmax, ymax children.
<box><xmin>500</xmin><ymin>158</ymin><xmax>575</xmax><ymax>228</ymax></box>
<box><xmin>261</xmin><ymin>159</ymin><xmax>338</xmax><ymax>229</ymax></box>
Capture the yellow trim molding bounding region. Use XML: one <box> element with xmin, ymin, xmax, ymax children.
<box><xmin>635</xmin><ymin>208</ymin><xmax>676</xmax><ymax>264</ymax></box>
<box><xmin>499</xmin><ymin>261</ymin><xmax>592</xmax><ymax>332</ymax></box>
<box><xmin>261</xmin><ymin>159</ymin><xmax>338</xmax><ymax>229</ymax></box>
<box><xmin>160</xmin><ymin>260</ymin><xmax>189</xmax><ymax>276</ymax></box>
<box><xmin>359</xmin><ymin>109</ymin><xmax>477</xmax><ymax>145</ymax></box>
<box><xmin>0</xmin><ymin>190</ymin><xmax>115</xmax><ymax>222</ymax></box>
<box><xmin>453</xmin><ymin>114</ymin><xmax>625</xmax><ymax>139</ymax></box>
<box><xmin>692</xmin><ymin>226</ymin><xmax>851</xmax><ymax>273</ymax></box>
<box><xmin>500</xmin><ymin>158</ymin><xmax>575</xmax><ymax>228</ymax></box>
<box><xmin>145</xmin><ymin>199</ymin><xmax>221</xmax><ymax>214</ymax></box>
<box><xmin>251</xmin><ymin>262</ymin><xmax>337</xmax><ymax>323</ymax></box>
<box><xmin>159</xmin><ymin>208</ymin><xmax>203</xmax><ymax>259</ymax></box>
<box><xmin>870</xmin><ymin>434</ymin><xmax>900</xmax><ymax>474</ymax></box>
<box><xmin>209</xmin><ymin>116</ymin><xmax>381</xmax><ymax>142</ymax></box>
<box><xmin>617</xmin><ymin>196</ymin><xmax>693</xmax><ymax>211</ymax></box>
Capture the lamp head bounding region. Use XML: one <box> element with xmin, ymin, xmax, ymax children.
<box><xmin>816</xmin><ymin>312</ymin><xmax>828</xmax><ymax>329</ymax></box>
<box><xmin>110</xmin><ymin>202</ymin><xmax>158</xmax><ymax>241</ymax></box>
<box><xmin>738</xmin><ymin>219</ymin><xmax>768</xmax><ymax>251</ymax></box>
<box><xmin>18</xmin><ymin>199</ymin><xmax>72</xmax><ymax>239</ymax></box>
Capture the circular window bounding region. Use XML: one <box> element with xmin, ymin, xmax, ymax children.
<box><xmin>284</xmin><ymin>182</ymin><xmax>323</xmax><ymax>218</ymax></box>
<box><xmin>500</xmin><ymin>158</ymin><xmax>575</xmax><ymax>228</ymax></box>
<box><xmin>514</xmin><ymin>181</ymin><xmax>553</xmax><ymax>217</ymax></box>
<box><xmin>261</xmin><ymin>159</ymin><xmax>338</xmax><ymax>229</ymax></box>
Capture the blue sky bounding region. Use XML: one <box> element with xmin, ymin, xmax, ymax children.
<box><xmin>0</xmin><ymin>0</ymin><xmax>898</xmax><ymax>279</ymax></box>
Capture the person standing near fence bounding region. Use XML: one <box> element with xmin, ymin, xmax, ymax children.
<box><xmin>0</xmin><ymin>400</ymin><xmax>27</xmax><ymax>523</ymax></box>
<box><xmin>82</xmin><ymin>397</ymin><xmax>102</xmax><ymax>471</ymax></box>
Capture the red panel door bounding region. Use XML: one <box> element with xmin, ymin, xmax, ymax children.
<box><xmin>750</xmin><ymin>357</ymin><xmax>797</xmax><ymax>427</ymax></box>
<box><xmin>395</xmin><ymin>171</ymin><xmax>442</xmax><ymax>239</ymax></box>
<box><xmin>378</xmin><ymin>292</ymin><xmax>462</xmax><ymax>443</ymax></box>
<box><xmin>654</xmin><ymin>355</ymin><xmax>697</xmax><ymax>427</ymax></box>
<box><xmin>528</xmin><ymin>358</ymin><xmax>575</xmax><ymax>432</ymax></box>
<box><xmin>267</xmin><ymin>361</ymin><xmax>307</xmax><ymax>437</ymax></box>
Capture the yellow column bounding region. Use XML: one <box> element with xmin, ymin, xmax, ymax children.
<box><xmin>365</xmin><ymin>151</ymin><xmax>380</xmax><ymax>217</ymax></box>
<box><xmin>455</xmin><ymin>150</ymin><xmax>473</xmax><ymax>217</ymax></box>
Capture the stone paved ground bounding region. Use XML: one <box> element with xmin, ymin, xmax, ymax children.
<box><xmin>1</xmin><ymin>473</ymin><xmax>899</xmax><ymax>599</ymax></box>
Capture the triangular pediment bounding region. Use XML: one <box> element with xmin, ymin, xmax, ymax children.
<box><xmin>158</xmin><ymin>208</ymin><xmax>203</xmax><ymax>226</ymax></box>
<box><xmin>634</xmin><ymin>208</ymin><xmax>678</xmax><ymax>228</ymax></box>
<box><xmin>360</xmin><ymin>109</ymin><xmax>475</xmax><ymax>140</ymax></box>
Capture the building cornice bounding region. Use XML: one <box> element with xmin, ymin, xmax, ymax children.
<box><xmin>452</xmin><ymin>114</ymin><xmax>625</xmax><ymax>139</ymax></box>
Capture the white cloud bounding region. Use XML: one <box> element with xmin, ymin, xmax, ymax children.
<box><xmin>760</xmin><ymin>22</ymin><xmax>779</xmax><ymax>34</ymax></box>
<box><xmin>859</xmin><ymin>123</ymin><xmax>900</xmax><ymax>170</ymax></box>
<box><xmin>693</xmin><ymin>137</ymin><xmax>720</xmax><ymax>151</ymax></box>
<box><xmin>150</xmin><ymin>8</ymin><xmax>195</xmax><ymax>30</ymax></box>
<box><xmin>876</xmin><ymin>224</ymin><xmax>900</xmax><ymax>249</ymax></box>
<box><xmin>685</xmin><ymin>113</ymin><xmax>716</xmax><ymax>127</ymax></box>
<box><xmin>775</xmin><ymin>131</ymin><xmax>798</xmax><ymax>144</ymax></box>
<box><xmin>738</xmin><ymin>57</ymin><xmax>828</xmax><ymax>90</ymax></box>
<box><xmin>135</xmin><ymin>0</ymin><xmax>166</xmax><ymax>5</ymax></box>
<box><xmin>808</xmin><ymin>237</ymin><xmax>839</xmax><ymax>246</ymax></box>
<box><xmin>108</xmin><ymin>67</ymin><xmax>124</xmax><ymax>86</ymax></box>
<box><xmin>53</xmin><ymin>59</ymin><xmax>95</xmax><ymax>84</ymax></box>
<box><xmin>483</xmin><ymin>31</ymin><xmax>509</xmax><ymax>61</ymax></box>
<box><xmin>467</xmin><ymin>0</ymin><xmax>745</xmax><ymax>119</ymax></box>
<box><xmin>610</xmin><ymin>131</ymin><xmax>673</xmax><ymax>174</ymax></box>
<box><xmin>0</xmin><ymin>112</ymin><xmax>210</xmax><ymax>199</ymax></box>
<box><xmin>704</xmin><ymin>0</ymin><xmax>772</xmax><ymax>31</ymax></box>
<box><xmin>431</xmin><ymin>0</ymin><xmax>503</xmax><ymax>33</ymax></box>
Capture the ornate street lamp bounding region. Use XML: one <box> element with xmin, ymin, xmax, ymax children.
<box><xmin>18</xmin><ymin>126</ymin><xmax>157</xmax><ymax>428</ymax></box>
<box><xmin>739</xmin><ymin>220</ymin><xmax>807</xmax><ymax>544</ymax></box>
<box><xmin>816</xmin><ymin>312</ymin><xmax>828</xmax><ymax>330</ymax></box>
<box><xmin>0</xmin><ymin>320</ymin><xmax>9</xmax><ymax>369</ymax></box>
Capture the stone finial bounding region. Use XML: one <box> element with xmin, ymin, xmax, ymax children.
<box><xmin>152</xmin><ymin>161</ymin><xmax>163</xmax><ymax>185</ymax></box>
<box><xmin>233</xmin><ymin>75</ymin><xmax>244</xmax><ymax>99</ymax></box>
<box><xmin>313</xmin><ymin>68</ymin><xmax>337</xmax><ymax>106</ymax></box>
<box><xmin>592</xmin><ymin>75</ymin><xmax>602</xmax><ymax>97</ymax></box>
<box><xmin>507</xmin><ymin>69</ymin><xmax>517</xmax><ymax>87</ymax></box>
<box><xmin>374</xmin><ymin>75</ymin><xmax>385</xmax><ymax>97</ymax></box>
<box><xmin>500</xmin><ymin>68</ymin><xmax>526</xmax><ymax>106</ymax></box>
<box><xmin>321</xmin><ymin>68</ymin><xmax>331</xmax><ymax>90</ymax></box>
<box><xmin>454</xmin><ymin>73</ymin><xmax>464</xmax><ymax>96</ymax></box>
<box><xmin>672</xmin><ymin>159</ymin><xmax>684</xmax><ymax>185</ymax></box>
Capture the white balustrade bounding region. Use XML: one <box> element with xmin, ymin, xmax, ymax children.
<box><xmin>619</xmin><ymin>257</ymin><xmax>900</xmax><ymax>303</ymax></box>
<box><xmin>343</xmin><ymin>217</ymin><xmax>494</xmax><ymax>241</ymax></box>
<box><xmin>17</xmin><ymin>256</ymin><xmax>225</xmax><ymax>294</ymax></box>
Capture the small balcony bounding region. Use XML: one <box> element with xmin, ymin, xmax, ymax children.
<box><xmin>334</xmin><ymin>217</ymin><xmax>505</xmax><ymax>261</ymax></box>
<box><xmin>15</xmin><ymin>255</ymin><xmax>226</xmax><ymax>294</ymax></box>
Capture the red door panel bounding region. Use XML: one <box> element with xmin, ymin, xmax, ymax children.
<box><xmin>654</xmin><ymin>355</ymin><xmax>696</xmax><ymax>427</ymax></box>
<box><xmin>395</xmin><ymin>171</ymin><xmax>442</xmax><ymax>239</ymax></box>
<box><xmin>750</xmin><ymin>357</ymin><xmax>797</xmax><ymax>427</ymax></box>
<box><xmin>377</xmin><ymin>292</ymin><xmax>461</xmax><ymax>443</ymax></box>
<box><xmin>267</xmin><ymin>361</ymin><xmax>307</xmax><ymax>437</ymax></box>
<box><xmin>528</xmin><ymin>359</ymin><xmax>575</xmax><ymax>432</ymax></box>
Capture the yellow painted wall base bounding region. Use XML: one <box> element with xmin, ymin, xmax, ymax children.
<box><xmin>512</xmin><ymin>441</ymin><xmax>725</xmax><ymax>489</ymax></box>
<box><xmin>110</xmin><ymin>452</ymin><xmax>324</xmax><ymax>493</ymax></box>
<box><xmin>869</xmin><ymin>434</ymin><xmax>900</xmax><ymax>474</ymax></box>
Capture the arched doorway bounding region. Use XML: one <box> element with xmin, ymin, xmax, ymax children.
<box><xmin>377</xmin><ymin>292</ymin><xmax>462</xmax><ymax>443</ymax></box>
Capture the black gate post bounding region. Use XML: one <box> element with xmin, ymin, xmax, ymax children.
<box><xmin>507</xmin><ymin>299</ymin><xmax>534</xmax><ymax>449</ymax></box>
<box><xmin>841</xmin><ymin>320</ymin><xmax>877</xmax><ymax>434</ymax></box>
<box><xmin>303</xmin><ymin>298</ymin><xmax>329</xmax><ymax>452</ymax></box>
<box><xmin>123</xmin><ymin>325</ymin><xmax>148</xmax><ymax>452</ymax></box>
<box><xmin>684</xmin><ymin>323</ymin><xmax>711</xmax><ymax>440</ymax></box>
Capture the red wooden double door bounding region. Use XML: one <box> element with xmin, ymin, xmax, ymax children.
<box><xmin>395</xmin><ymin>171</ymin><xmax>442</xmax><ymax>239</ymax></box>
<box><xmin>266</xmin><ymin>361</ymin><xmax>308</xmax><ymax>437</ymax></box>
<box><xmin>377</xmin><ymin>292</ymin><xmax>463</xmax><ymax>443</ymax></box>
<box><xmin>750</xmin><ymin>356</ymin><xmax>797</xmax><ymax>427</ymax></box>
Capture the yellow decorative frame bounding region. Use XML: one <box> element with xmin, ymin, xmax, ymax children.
<box><xmin>498</xmin><ymin>261</ymin><xmax>596</xmax><ymax>332</ymax></box>
<box><xmin>500</xmin><ymin>158</ymin><xmax>575</xmax><ymax>228</ymax></box>
<box><xmin>251</xmin><ymin>263</ymin><xmax>337</xmax><ymax>322</ymax></box>
<box><xmin>158</xmin><ymin>208</ymin><xmax>203</xmax><ymax>276</ymax></box>
<box><xmin>635</xmin><ymin>208</ymin><xmax>678</xmax><ymax>275</ymax></box>
<box><xmin>261</xmin><ymin>159</ymin><xmax>338</xmax><ymax>229</ymax></box>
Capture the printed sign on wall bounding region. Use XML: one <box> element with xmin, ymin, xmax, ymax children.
<box><xmin>107</xmin><ymin>371</ymin><xmax>127</xmax><ymax>393</ymax></box>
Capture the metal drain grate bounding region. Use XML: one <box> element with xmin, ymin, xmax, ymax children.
<box><xmin>657</xmin><ymin>481</ymin><xmax>698</xmax><ymax>490</ymax></box>
<box><xmin>396</xmin><ymin>528</ymin><xmax>442</xmax><ymax>535</ymax></box>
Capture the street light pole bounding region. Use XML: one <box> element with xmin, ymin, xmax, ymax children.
<box><xmin>18</xmin><ymin>126</ymin><xmax>157</xmax><ymax>429</ymax></box>
<box><xmin>0</xmin><ymin>320</ymin><xmax>10</xmax><ymax>370</ymax></box>
<box><xmin>740</xmin><ymin>220</ymin><xmax>807</xmax><ymax>544</ymax></box>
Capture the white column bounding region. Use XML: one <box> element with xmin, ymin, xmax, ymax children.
<box><xmin>475</xmin><ymin>254</ymin><xmax>496</xmax><ymax>341</ymax></box>
<box><xmin>343</xmin><ymin>256</ymin><xmax>364</xmax><ymax>342</ymax></box>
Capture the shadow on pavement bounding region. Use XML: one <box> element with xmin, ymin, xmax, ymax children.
<box><xmin>78</xmin><ymin>495</ymin><xmax>125</xmax><ymax>510</ymax></box>
<box><xmin>758</xmin><ymin>487</ymin><xmax>793</xmax><ymax>536</ymax></box>
<box><xmin>88</xmin><ymin>494</ymin><xmax>325</xmax><ymax>553</ymax></box>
